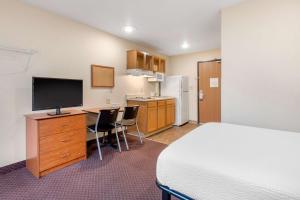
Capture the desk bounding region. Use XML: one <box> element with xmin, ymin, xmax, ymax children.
<box><xmin>83</xmin><ymin>107</ymin><xmax>124</xmax><ymax>114</ymax></box>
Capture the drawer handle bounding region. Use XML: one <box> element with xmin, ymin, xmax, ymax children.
<box><xmin>60</xmin><ymin>139</ymin><xmax>71</xmax><ymax>143</ymax></box>
<box><xmin>60</xmin><ymin>153</ymin><xmax>70</xmax><ymax>158</ymax></box>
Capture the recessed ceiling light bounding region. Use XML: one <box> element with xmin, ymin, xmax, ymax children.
<box><xmin>181</xmin><ymin>42</ymin><xmax>190</xmax><ymax>49</ymax></box>
<box><xmin>123</xmin><ymin>26</ymin><xmax>135</xmax><ymax>33</ymax></box>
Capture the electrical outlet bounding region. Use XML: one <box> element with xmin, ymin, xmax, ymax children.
<box><xmin>106</xmin><ymin>98</ymin><xmax>111</xmax><ymax>104</ymax></box>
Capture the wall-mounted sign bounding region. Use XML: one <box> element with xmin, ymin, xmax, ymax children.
<box><xmin>210</xmin><ymin>78</ymin><xmax>219</xmax><ymax>88</ymax></box>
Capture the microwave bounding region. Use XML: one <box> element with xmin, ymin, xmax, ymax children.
<box><xmin>148</xmin><ymin>72</ymin><xmax>164</xmax><ymax>82</ymax></box>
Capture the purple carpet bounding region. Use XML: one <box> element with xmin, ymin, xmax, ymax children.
<box><xmin>0</xmin><ymin>137</ymin><xmax>169</xmax><ymax>200</ymax></box>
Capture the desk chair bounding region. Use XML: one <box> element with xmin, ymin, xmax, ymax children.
<box><xmin>116</xmin><ymin>105</ymin><xmax>143</xmax><ymax>148</ymax></box>
<box><xmin>88</xmin><ymin>108</ymin><xmax>121</xmax><ymax>160</ymax></box>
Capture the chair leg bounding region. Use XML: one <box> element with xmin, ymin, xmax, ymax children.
<box><xmin>162</xmin><ymin>190</ymin><xmax>171</xmax><ymax>200</ymax></box>
<box><xmin>102</xmin><ymin>132</ymin><xmax>106</xmax><ymax>143</ymax></box>
<box><xmin>136</xmin><ymin>122</ymin><xmax>143</xmax><ymax>144</ymax></box>
<box><xmin>122</xmin><ymin>126</ymin><xmax>129</xmax><ymax>150</ymax></box>
<box><xmin>95</xmin><ymin>131</ymin><xmax>103</xmax><ymax>160</ymax></box>
<box><xmin>114</xmin><ymin>125</ymin><xmax>122</xmax><ymax>152</ymax></box>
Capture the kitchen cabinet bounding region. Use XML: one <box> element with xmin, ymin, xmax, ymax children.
<box><xmin>147</xmin><ymin>102</ymin><xmax>158</xmax><ymax>132</ymax></box>
<box><xmin>127</xmin><ymin>98</ymin><xmax>175</xmax><ymax>137</ymax></box>
<box><xmin>127</xmin><ymin>50</ymin><xmax>145</xmax><ymax>69</ymax></box>
<box><xmin>152</xmin><ymin>56</ymin><xmax>160</xmax><ymax>72</ymax></box>
<box><xmin>158</xmin><ymin>58</ymin><xmax>166</xmax><ymax>73</ymax></box>
<box><xmin>145</xmin><ymin>54</ymin><xmax>153</xmax><ymax>71</ymax></box>
<box><xmin>127</xmin><ymin>50</ymin><xmax>166</xmax><ymax>73</ymax></box>
<box><xmin>157</xmin><ymin>101</ymin><xmax>166</xmax><ymax>129</ymax></box>
<box><xmin>166</xmin><ymin>99</ymin><xmax>176</xmax><ymax>125</ymax></box>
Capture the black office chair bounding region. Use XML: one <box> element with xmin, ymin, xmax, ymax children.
<box><xmin>88</xmin><ymin>108</ymin><xmax>120</xmax><ymax>160</ymax></box>
<box><xmin>116</xmin><ymin>105</ymin><xmax>143</xmax><ymax>148</ymax></box>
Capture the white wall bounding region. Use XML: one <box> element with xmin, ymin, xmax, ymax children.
<box><xmin>222</xmin><ymin>0</ymin><xmax>300</xmax><ymax>131</ymax></box>
<box><xmin>0</xmin><ymin>0</ymin><xmax>166</xmax><ymax>167</ymax></box>
<box><xmin>168</xmin><ymin>49</ymin><xmax>221</xmax><ymax>121</ymax></box>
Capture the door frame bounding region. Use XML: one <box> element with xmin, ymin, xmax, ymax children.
<box><xmin>197</xmin><ymin>59</ymin><xmax>222</xmax><ymax>124</ymax></box>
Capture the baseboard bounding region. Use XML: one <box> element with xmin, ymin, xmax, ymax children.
<box><xmin>0</xmin><ymin>160</ymin><xmax>26</xmax><ymax>175</ymax></box>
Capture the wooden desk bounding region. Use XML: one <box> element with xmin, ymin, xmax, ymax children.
<box><xmin>83</xmin><ymin>107</ymin><xmax>124</xmax><ymax>114</ymax></box>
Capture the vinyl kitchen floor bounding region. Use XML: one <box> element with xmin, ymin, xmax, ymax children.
<box><xmin>148</xmin><ymin>123</ymin><xmax>198</xmax><ymax>145</ymax></box>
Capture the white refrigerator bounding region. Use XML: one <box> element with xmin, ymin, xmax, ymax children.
<box><xmin>161</xmin><ymin>75</ymin><xmax>189</xmax><ymax>126</ymax></box>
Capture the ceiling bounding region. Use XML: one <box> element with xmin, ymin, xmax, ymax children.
<box><xmin>21</xmin><ymin>0</ymin><xmax>243</xmax><ymax>56</ymax></box>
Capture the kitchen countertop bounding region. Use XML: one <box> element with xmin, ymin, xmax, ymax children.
<box><xmin>127</xmin><ymin>96</ymin><xmax>175</xmax><ymax>102</ymax></box>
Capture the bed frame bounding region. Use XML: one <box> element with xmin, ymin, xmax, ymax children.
<box><xmin>156</xmin><ymin>180</ymin><xmax>194</xmax><ymax>200</ymax></box>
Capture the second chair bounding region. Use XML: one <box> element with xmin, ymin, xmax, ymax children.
<box><xmin>116</xmin><ymin>105</ymin><xmax>143</xmax><ymax>147</ymax></box>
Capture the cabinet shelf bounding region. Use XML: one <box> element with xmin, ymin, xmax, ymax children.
<box><xmin>127</xmin><ymin>50</ymin><xmax>166</xmax><ymax>73</ymax></box>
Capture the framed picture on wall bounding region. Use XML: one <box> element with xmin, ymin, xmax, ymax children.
<box><xmin>91</xmin><ymin>65</ymin><xmax>115</xmax><ymax>88</ymax></box>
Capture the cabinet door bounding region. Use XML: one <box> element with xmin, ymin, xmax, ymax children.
<box><xmin>127</xmin><ymin>50</ymin><xmax>145</xmax><ymax>69</ymax></box>
<box><xmin>147</xmin><ymin>106</ymin><xmax>158</xmax><ymax>132</ymax></box>
<box><xmin>166</xmin><ymin>104</ymin><xmax>175</xmax><ymax>125</ymax></box>
<box><xmin>159</xmin><ymin>58</ymin><xmax>166</xmax><ymax>73</ymax></box>
<box><xmin>157</xmin><ymin>101</ymin><xmax>166</xmax><ymax>129</ymax></box>
<box><xmin>136</xmin><ymin>51</ymin><xmax>145</xmax><ymax>68</ymax></box>
<box><xmin>153</xmin><ymin>57</ymin><xmax>160</xmax><ymax>72</ymax></box>
<box><xmin>144</xmin><ymin>55</ymin><xmax>153</xmax><ymax>71</ymax></box>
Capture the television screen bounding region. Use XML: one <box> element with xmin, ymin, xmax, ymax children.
<box><xmin>32</xmin><ymin>77</ymin><xmax>83</xmax><ymax>111</ymax></box>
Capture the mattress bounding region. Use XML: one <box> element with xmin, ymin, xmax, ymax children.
<box><xmin>156</xmin><ymin>123</ymin><xmax>300</xmax><ymax>200</ymax></box>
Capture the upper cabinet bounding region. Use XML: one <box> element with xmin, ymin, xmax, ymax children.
<box><xmin>127</xmin><ymin>50</ymin><xmax>145</xmax><ymax>69</ymax></box>
<box><xmin>127</xmin><ymin>50</ymin><xmax>166</xmax><ymax>73</ymax></box>
<box><xmin>145</xmin><ymin>54</ymin><xmax>153</xmax><ymax>71</ymax></box>
<box><xmin>152</xmin><ymin>56</ymin><xmax>160</xmax><ymax>72</ymax></box>
<box><xmin>158</xmin><ymin>58</ymin><xmax>166</xmax><ymax>73</ymax></box>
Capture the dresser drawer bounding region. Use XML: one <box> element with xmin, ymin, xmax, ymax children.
<box><xmin>39</xmin><ymin>115</ymin><xmax>85</xmax><ymax>137</ymax></box>
<box><xmin>166</xmin><ymin>99</ymin><xmax>175</xmax><ymax>105</ymax></box>
<box><xmin>40</xmin><ymin>142</ymin><xmax>85</xmax><ymax>171</ymax></box>
<box><xmin>157</xmin><ymin>100</ymin><xmax>166</xmax><ymax>106</ymax></box>
<box><xmin>39</xmin><ymin>129</ymin><xmax>86</xmax><ymax>154</ymax></box>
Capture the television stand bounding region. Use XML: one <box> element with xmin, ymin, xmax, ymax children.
<box><xmin>25</xmin><ymin>110</ymin><xmax>87</xmax><ymax>178</ymax></box>
<box><xmin>47</xmin><ymin>108</ymin><xmax>71</xmax><ymax>116</ymax></box>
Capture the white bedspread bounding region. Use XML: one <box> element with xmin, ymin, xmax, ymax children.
<box><xmin>156</xmin><ymin>123</ymin><xmax>300</xmax><ymax>200</ymax></box>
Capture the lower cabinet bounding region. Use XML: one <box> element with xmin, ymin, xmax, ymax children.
<box><xmin>166</xmin><ymin>100</ymin><xmax>176</xmax><ymax>125</ymax></box>
<box><xmin>157</xmin><ymin>101</ymin><xmax>166</xmax><ymax>129</ymax></box>
<box><xmin>147</xmin><ymin>104</ymin><xmax>158</xmax><ymax>132</ymax></box>
<box><xmin>127</xmin><ymin>99</ymin><xmax>175</xmax><ymax>137</ymax></box>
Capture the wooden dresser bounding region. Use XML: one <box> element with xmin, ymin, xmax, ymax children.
<box><xmin>25</xmin><ymin>110</ymin><xmax>87</xmax><ymax>178</ymax></box>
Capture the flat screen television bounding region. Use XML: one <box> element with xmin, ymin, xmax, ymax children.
<box><xmin>32</xmin><ymin>77</ymin><xmax>83</xmax><ymax>116</ymax></box>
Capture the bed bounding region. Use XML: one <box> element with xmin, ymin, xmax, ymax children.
<box><xmin>156</xmin><ymin>123</ymin><xmax>300</xmax><ymax>200</ymax></box>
